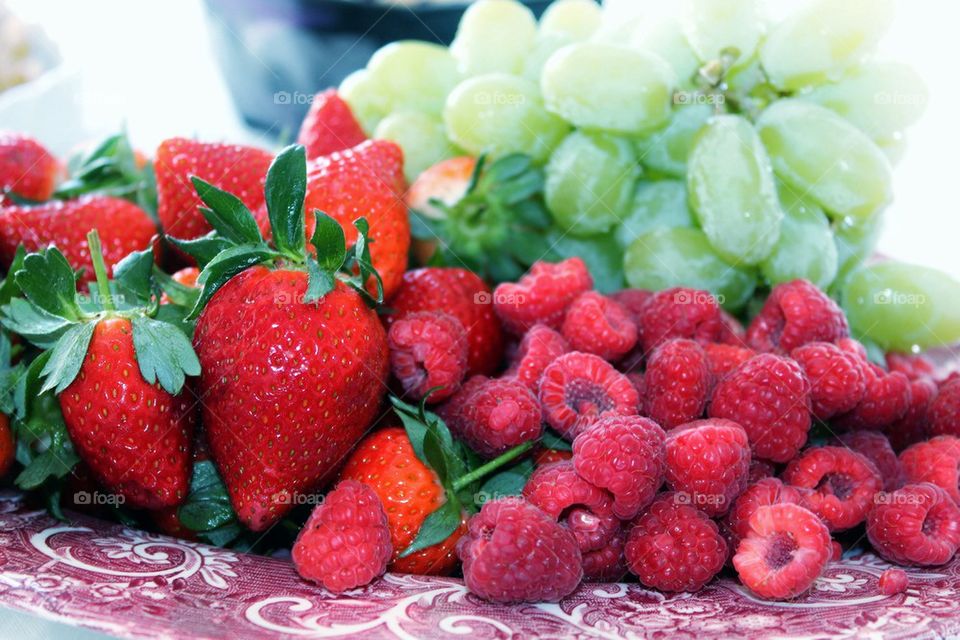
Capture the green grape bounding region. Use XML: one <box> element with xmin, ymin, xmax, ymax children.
<box><xmin>760</xmin><ymin>188</ymin><xmax>838</xmax><ymax>289</ymax></box>
<box><xmin>540</xmin><ymin>42</ymin><xmax>675</xmax><ymax>134</ymax></box>
<box><xmin>374</xmin><ymin>111</ymin><xmax>457</xmax><ymax>183</ymax></box>
<box><xmin>757</xmin><ymin>99</ymin><xmax>892</xmax><ymax>222</ymax></box>
<box><xmin>760</xmin><ymin>0</ymin><xmax>894</xmax><ymax>91</ymax></box>
<box><xmin>339</xmin><ymin>69</ymin><xmax>391</xmax><ymax>134</ymax></box>
<box><xmin>687</xmin><ymin>114</ymin><xmax>783</xmax><ymax>265</ymax></box>
<box><xmin>615</xmin><ymin>180</ymin><xmax>694</xmax><ymax>249</ymax></box>
<box><xmin>623</xmin><ymin>227</ymin><xmax>757</xmax><ymax>310</ymax></box>
<box><xmin>443</xmin><ymin>73</ymin><xmax>570</xmax><ymax>162</ymax></box>
<box><xmin>450</xmin><ymin>0</ymin><xmax>537</xmax><ymax>76</ymax></box>
<box><xmin>545</xmin><ymin>130</ymin><xmax>639</xmax><ymax>236</ymax></box>
<box><xmin>635</xmin><ymin>103</ymin><xmax>713</xmax><ymax>178</ymax></box>
<box><xmin>539</xmin><ymin>0</ymin><xmax>601</xmax><ymax>41</ymax></box>
<box><xmin>629</xmin><ymin>18</ymin><xmax>701</xmax><ymax>86</ymax></box>
<box><xmin>523</xmin><ymin>34</ymin><xmax>572</xmax><ymax>82</ymax></box>
<box><xmin>682</xmin><ymin>0</ymin><xmax>763</xmax><ymax>65</ymax></box>
<box><xmin>879</xmin><ymin>134</ymin><xmax>908</xmax><ymax>166</ymax></box>
<box><xmin>366</xmin><ymin>41</ymin><xmax>460</xmax><ymax>117</ymax></box>
<box><xmin>842</xmin><ymin>261</ymin><xmax>960</xmax><ymax>351</ymax></box>
<box><xmin>832</xmin><ymin>213</ymin><xmax>883</xmax><ymax>288</ymax></box>
<box><xmin>546</xmin><ymin>230</ymin><xmax>625</xmax><ymax>293</ymax></box>
<box><xmin>804</xmin><ymin>62</ymin><xmax>928</xmax><ymax>144</ymax></box>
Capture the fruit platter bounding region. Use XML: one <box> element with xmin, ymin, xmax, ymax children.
<box><xmin>1</xmin><ymin>0</ymin><xmax>960</xmax><ymax>638</ymax></box>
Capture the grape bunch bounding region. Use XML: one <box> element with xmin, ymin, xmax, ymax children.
<box><xmin>340</xmin><ymin>0</ymin><xmax>960</xmax><ymax>352</ymax></box>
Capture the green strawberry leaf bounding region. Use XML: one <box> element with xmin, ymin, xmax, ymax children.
<box><xmin>390</xmin><ymin>395</ymin><xmax>465</xmax><ymax>483</ymax></box>
<box><xmin>1</xmin><ymin>298</ymin><xmax>75</xmax><ymax>348</ymax></box>
<box><xmin>15</xmin><ymin>247</ymin><xmax>82</xmax><ymax>321</ymax></box>
<box><xmin>0</xmin><ymin>245</ymin><xmax>26</xmax><ymax>307</ymax></box>
<box><xmin>191</xmin><ymin>177</ymin><xmax>263</xmax><ymax>245</ymax></box>
<box><xmin>153</xmin><ymin>303</ymin><xmax>196</xmax><ymax>339</ymax></box>
<box><xmin>112</xmin><ymin>248</ymin><xmax>156</xmax><ymax>306</ymax></box>
<box><xmin>199</xmin><ymin>523</ymin><xmax>244</xmax><ymax>547</ymax></box>
<box><xmin>167</xmin><ymin>232</ymin><xmax>234</xmax><ymax>268</ymax></box>
<box><xmin>153</xmin><ymin>266</ymin><xmax>201</xmax><ymax>310</ymax></box>
<box><xmin>304</xmin><ymin>256</ymin><xmax>335</xmax><ymax>302</ymax></box>
<box><xmin>178</xmin><ymin>460</ymin><xmax>238</xmax><ymax>532</ymax></box>
<box><xmin>341</xmin><ymin>217</ymin><xmax>384</xmax><ymax>306</ymax></box>
<box><xmin>131</xmin><ymin>316</ymin><xmax>200</xmax><ymax>395</ymax></box>
<box><xmin>55</xmin><ymin>131</ymin><xmax>154</xmax><ymax>214</ymax></box>
<box><xmin>264</xmin><ymin>144</ymin><xmax>307</xmax><ymax>259</ymax></box>
<box><xmin>189</xmin><ymin>245</ymin><xmax>281</xmax><ymax>319</ymax></box>
<box><xmin>398</xmin><ymin>495</ymin><xmax>461</xmax><ymax>558</ymax></box>
<box><xmin>311</xmin><ymin>211</ymin><xmax>347</xmax><ymax>272</ymax></box>
<box><xmin>39</xmin><ymin>322</ymin><xmax>96</xmax><ymax>394</ymax></box>
<box><xmin>477</xmin><ymin>458</ymin><xmax>535</xmax><ymax>501</ymax></box>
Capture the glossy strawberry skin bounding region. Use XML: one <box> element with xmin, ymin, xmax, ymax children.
<box><xmin>340</xmin><ymin>427</ymin><xmax>465</xmax><ymax>575</ymax></box>
<box><xmin>296</xmin><ymin>89</ymin><xmax>368</xmax><ymax>159</ymax></box>
<box><xmin>193</xmin><ymin>267</ymin><xmax>389</xmax><ymax>531</ymax></box>
<box><xmin>155</xmin><ymin>138</ymin><xmax>272</xmax><ymax>242</ymax></box>
<box><xmin>58</xmin><ymin>318</ymin><xmax>194</xmax><ymax>510</ymax></box>
<box><xmin>0</xmin><ymin>132</ymin><xmax>60</xmax><ymax>201</ymax></box>
<box><xmin>0</xmin><ymin>196</ymin><xmax>157</xmax><ymax>282</ymax></box>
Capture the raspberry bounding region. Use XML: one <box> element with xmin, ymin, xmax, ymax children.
<box><xmin>638</xmin><ymin>287</ymin><xmax>724</xmax><ymax>353</ymax></box>
<box><xmin>782</xmin><ymin>446</ymin><xmax>883</xmax><ymax>531</ymax></box>
<box><xmin>582</xmin><ymin>529</ymin><xmax>628</xmax><ymax>582</ymax></box>
<box><xmin>626</xmin><ymin>372</ymin><xmax>645</xmax><ymax>409</ymax></box>
<box><xmin>836</xmin><ymin>431</ymin><xmax>902</xmax><ymax>491</ymax></box>
<box><xmin>703</xmin><ymin>342</ymin><xmax>756</xmax><ymax>380</ymax></box>
<box><xmin>643</xmin><ymin>339</ymin><xmax>714</xmax><ymax>430</ymax></box>
<box><xmin>887</xmin><ymin>377</ymin><xmax>937</xmax><ymax>451</ymax></box>
<box><xmin>442</xmin><ymin>377</ymin><xmax>542</xmax><ymax>459</ymax></box>
<box><xmin>561</xmin><ymin>291</ymin><xmax>638</xmax><ymax>361</ymax></box>
<box><xmin>899</xmin><ymin>436</ymin><xmax>960</xmax><ymax>503</ymax></box>
<box><xmin>388</xmin><ymin>311</ymin><xmax>468</xmax><ymax>402</ymax></box>
<box><xmin>929</xmin><ymin>378</ymin><xmax>960</xmax><ymax>437</ymax></box>
<box><xmin>493</xmin><ymin>257</ymin><xmax>592</xmax><ymax>334</ymax></box>
<box><xmin>836</xmin><ymin>337</ymin><xmax>869</xmax><ymax>360</ymax></box>
<box><xmin>866</xmin><ymin>483</ymin><xmax>960</xmax><ymax>566</ymax></box>
<box><xmin>746</xmin><ymin>279</ymin><xmax>849</xmax><ymax>353</ymax></box>
<box><xmin>539</xmin><ymin>352</ymin><xmax>639</xmax><ymax>439</ymax></box>
<box><xmin>878</xmin><ymin>569</ymin><xmax>909</xmax><ymax>595</ymax></box>
<box><xmin>572</xmin><ymin>415</ymin><xmax>666</xmax><ymax>520</ymax></box>
<box><xmin>458</xmin><ymin>498</ymin><xmax>583</xmax><ymax>603</ymax></box>
<box><xmin>723</xmin><ymin>478</ymin><xmax>804</xmax><ymax>548</ymax></box>
<box><xmin>532</xmin><ymin>445</ymin><xmax>573</xmax><ymax>467</ymax></box>
<box><xmin>834</xmin><ymin>364</ymin><xmax>911</xmax><ymax>431</ymax></box>
<box><xmin>625</xmin><ymin>493</ymin><xmax>728</xmax><ymax>592</ymax></box>
<box><xmin>733</xmin><ymin>503</ymin><xmax>831</xmax><ymax>600</ymax></box>
<box><xmin>505</xmin><ymin>324</ymin><xmax>569</xmax><ymax>392</ymax></box>
<box><xmin>291</xmin><ymin>480</ymin><xmax>392</xmax><ymax>594</ymax></box>
<box><xmin>664</xmin><ymin>418</ymin><xmax>750</xmax><ymax>516</ymax></box>
<box><xmin>610</xmin><ymin>288</ymin><xmax>652</xmax><ymax>325</ymax></box>
<box><xmin>886</xmin><ymin>352</ymin><xmax>936</xmax><ymax>380</ymax></box>
<box><xmin>708</xmin><ymin>354</ymin><xmax>812</xmax><ymax>463</ymax></box>
<box><xmin>831</xmin><ymin>540</ymin><xmax>843</xmax><ymax>562</ymax></box>
<box><xmin>790</xmin><ymin>342</ymin><xmax>866</xmax><ymax>419</ymax></box>
<box><xmin>749</xmin><ymin>459</ymin><xmax>776</xmax><ymax>484</ymax></box>
<box><xmin>718</xmin><ymin>310</ymin><xmax>748</xmax><ymax>346</ymax></box>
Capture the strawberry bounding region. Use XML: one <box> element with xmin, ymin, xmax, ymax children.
<box><xmin>156</xmin><ymin>138</ymin><xmax>272</xmax><ymax>243</ymax></box>
<box><xmin>0</xmin><ymin>412</ymin><xmax>11</xmax><ymax>477</ymax></box>
<box><xmin>0</xmin><ymin>196</ymin><xmax>157</xmax><ymax>282</ymax></box>
<box><xmin>0</xmin><ymin>132</ymin><xmax>60</xmax><ymax>202</ymax></box>
<box><xmin>1</xmin><ymin>232</ymin><xmax>200</xmax><ymax>510</ymax></box>
<box><xmin>404</xmin><ymin>156</ymin><xmax>475</xmax><ymax>265</ymax></box>
<box><xmin>296</xmin><ymin>89</ymin><xmax>367</xmax><ymax>160</ymax></box>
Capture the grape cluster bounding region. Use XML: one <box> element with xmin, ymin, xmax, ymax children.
<box><xmin>341</xmin><ymin>0</ymin><xmax>959</xmax><ymax>351</ymax></box>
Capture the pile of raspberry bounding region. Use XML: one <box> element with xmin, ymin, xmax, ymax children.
<box><xmin>297</xmin><ymin>258</ymin><xmax>960</xmax><ymax>604</ymax></box>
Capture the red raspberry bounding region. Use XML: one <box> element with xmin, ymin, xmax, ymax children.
<box><xmin>836</xmin><ymin>337</ymin><xmax>869</xmax><ymax>360</ymax></box>
<box><xmin>664</xmin><ymin>418</ymin><xmax>750</xmax><ymax>516</ymax></box>
<box><xmin>718</xmin><ymin>310</ymin><xmax>748</xmax><ymax>346</ymax></box>
<box><xmin>746</xmin><ymin>279</ymin><xmax>849</xmax><ymax>353</ymax></box>
<box><xmin>582</xmin><ymin>529</ymin><xmax>628</xmax><ymax>582</ymax></box>
<box><xmin>878</xmin><ymin>569</ymin><xmax>909</xmax><ymax>595</ymax></box>
<box><xmin>643</xmin><ymin>339</ymin><xmax>714</xmax><ymax>430</ymax></box>
<box><xmin>532</xmin><ymin>445</ymin><xmax>573</xmax><ymax>467</ymax></box>
<box><xmin>749</xmin><ymin>459</ymin><xmax>776</xmax><ymax>484</ymax></box>
<box><xmin>625</xmin><ymin>493</ymin><xmax>728</xmax><ymax>592</ymax></box>
<box><xmin>887</xmin><ymin>377</ymin><xmax>937</xmax><ymax>451</ymax></box>
<box><xmin>572</xmin><ymin>415</ymin><xmax>666</xmax><ymax>520</ymax></box>
<box><xmin>291</xmin><ymin>480</ymin><xmax>392</xmax><ymax>594</ymax></box>
<box><xmin>723</xmin><ymin>478</ymin><xmax>804</xmax><ymax>548</ymax></box>
<box><xmin>834</xmin><ymin>364</ymin><xmax>911</xmax><ymax>431</ymax></box>
<box><xmin>886</xmin><ymin>352</ymin><xmax>936</xmax><ymax>380</ymax></box>
<box><xmin>387</xmin><ymin>267</ymin><xmax>505</xmax><ymax>377</ymax></box>
<box><xmin>782</xmin><ymin>446</ymin><xmax>883</xmax><ymax>531</ymax></box>
<box><xmin>831</xmin><ymin>540</ymin><xmax>843</xmax><ymax>562</ymax></box>
<box><xmin>610</xmin><ymin>288</ymin><xmax>652</xmax><ymax>325</ymax></box>
<box><xmin>388</xmin><ymin>311</ymin><xmax>468</xmax><ymax>402</ymax></box>
<box><xmin>505</xmin><ymin>324</ymin><xmax>569</xmax><ymax>392</ymax></box>
<box><xmin>867</xmin><ymin>482</ymin><xmax>960</xmax><ymax>566</ymax></box>
<box><xmin>539</xmin><ymin>352</ymin><xmax>639</xmax><ymax>439</ymax></box>
<box><xmin>704</xmin><ymin>342</ymin><xmax>756</xmax><ymax>380</ymax></box>
<box><xmin>899</xmin><ymin>436</ymin><xmax>960</xmax><ymax>503</ymax></box>
<box><xmin>929</xmin><ymin>378</ymin><xmax>960</xmax><ymax>438</ymax></box>
<box><xmin>561</xmin><ymin>292</ymin><xmax>638</xmax><ymax>361</ymax></box>
<box><xmin>493</xmin><ymin>257</ymin><xmax>592</xmax><ymax>334</ymax></box>
<box><xmin>638</xmin><ymin>287</ymin><xmax>725</xmax><ymax>353</ymax></box>
<box><xmin>733</xmin><ymin>503</ymin><xmax>831</xmax><ymax>600</ymax></box>
<box><xmin>458</xmin><ymin>498</ymin><xmax>583</xmax><ymax>603</ymax></box>
<box><xmin>442</xmin><ymin>377</ymin><xmax>542</xmax><ymax>459</ymax></box>
<box><xmin>790</xmin><ymin>342</ymin><xmax>866</xmax><ymax>419</ymax></box>
<box><xmin>836</xmin><ymin>431</ymin><xmax>901</xmax><ymax>491</ymax></box>
<box><xmin>626</xmin><ymin>372</ymin><xmax>646</xmax><ymax>410</ymax></box>
<box><xmin>708</xmin><ymin>354</ymin><xmax>812</xmax><ymax>463</ymax></box>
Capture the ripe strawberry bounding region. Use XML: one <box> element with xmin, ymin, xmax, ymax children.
<box><xmin>0</xmin><ymin>132</ymin><xmax>60</xmax><ymax>201</ymax></box>
<box><xmin>0</xmin><ymin>412</ymin><xmax>12</xmax><ymax>477</ymax></box>
<box><xmin>155</xmin><ymin>138</ymin><xmax>272</xmax><ymax>243</ymax></box>
<box><xmin>296</xmin><ymin>89</ymin><xmax>367</xmax><ymax>160</ymax></box>
<box><xmin>0</xmin><ymin>196</ymin><xmax>157</xmax><ymax>282</ymax></box>
<box><xmin>404</xmin><ymin>156</ymin><xmax>475</xmax><ymax>265</ymax></box>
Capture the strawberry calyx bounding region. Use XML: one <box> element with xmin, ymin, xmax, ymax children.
<box><xmin>171</xmin><ymin>144</ymin><xmax>383</xmax><ymax>320</ymax></box>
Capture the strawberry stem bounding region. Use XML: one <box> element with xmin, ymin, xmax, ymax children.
<box><xmin>451</xmin><ymin>440</ymin><xmax>535</xmax><ymax>492</ymax></box>
<box><xmin>86</xmin><ymin>229</ymin><xmax>115</xmax><ymax>312</ymax></box>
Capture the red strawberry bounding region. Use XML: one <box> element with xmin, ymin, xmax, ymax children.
<box><xmin>0</xmin><ymin>132</ymin><xmax>60</xmax><ymax>201</ymax></box>
<box><xmin>404</xmin><ymin>156</ymin><xmax>475</xmax><ymax>264</ymax></box>
<box><xmin>296</xmin><ymin>89</ymin><xmax>367</xmax><ymax>160</ymax></box>
<box><xmin>0</xmin><ymin>413</ymin><xmax>12</xmax><ymax>477</ymax></box>
<box><xmin>155</xmin><ymin>138</ymin><xmax>272</xmax><ymax>242</ymax></box>
<box><xmin>0</xmin><ymin>196</ymin><xmax>157</xmax><ymax>282</ymax></box>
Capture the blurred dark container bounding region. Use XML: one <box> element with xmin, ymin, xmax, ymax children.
<box><xmin>203</xmin><ymin>0</ymin><xmax>553</xmax><ymax>135</ymax></box>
